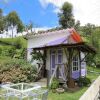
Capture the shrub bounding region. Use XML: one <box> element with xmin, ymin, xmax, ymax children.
<box><xmin>0</xmin><ymin>58</ymin><xmax>37</xmax><ymax>83</ymax></box>
<box><xmin>78</xmin><ymin>77</ymin><xmax>91</xmax><ymax>87</ymax></box>
<box><xmin>50</xmin><ymin>78</ymin><xmax>59</xmax><ymax>89</ymax></box>
<box><xmin>0</xmin><ymin>46</ymin><xmax>16</xmax><ymax>57</ymax></box>
<box><xmin>0</xmin><ymin>46</ymin><xmax>2</xmax><ymax>54</ymax></box>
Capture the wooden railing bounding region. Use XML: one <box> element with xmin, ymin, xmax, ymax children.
<box><xmin>79</xmin><ymin>76</ymin><xmax>100</xmax><ymax>100</ymax></box>
<box><xmin>36</xmin><ymin>63</ymin><xmax>44</xmax><ymax>77</ymax></box>
<box><xmin>49</xmin><ymin>64</ymin><xmax>58</xmax><ymax>86</ymax></box>
<box><xmin>49</xmin><ymin>63</ymin><xmax>67</xmax><ymax>86</ymax></box>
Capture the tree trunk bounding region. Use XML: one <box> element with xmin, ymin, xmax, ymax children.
<box><xmin>11</xmin><ymin>26</ymin><xmax>14</xmax><ymax>38</ymax></box>
<box><xmin>79</xmin><ymin>51</ymin><xmax>81</xmax><ymax>77</ymax></box>
<box><xmin>67</xmin><ymin>48</ymin><xmax>75</xmax><ymax>88</ymax></box>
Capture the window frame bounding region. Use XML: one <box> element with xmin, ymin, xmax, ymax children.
<box><xmin>72</xmin><ymin>55</ymin><xmax>79</xmax><ymax>72</ymax></box>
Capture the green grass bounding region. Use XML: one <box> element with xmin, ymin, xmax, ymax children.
<box><xmin>87</xmin><ymin>66</ymin><xmax>100</xmax><ymax>81</ymax></box>
<box><xmin>0</xmin><ymin>87</ymin><xmax>87</xmax><ymax>100</ymax></box>
<box><xmin>48</xmin><ymin>87</ymin><xmax>87</xmax><ymax>100</ymax></box>
<box><xmin>87</xmin><ymin>66</ymin><xmax>100</xmax><ymax>73</ymax></box>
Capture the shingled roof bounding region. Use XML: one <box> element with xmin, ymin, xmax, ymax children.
<box><xmin>26</xmin><ymin>28</ymin><xmax>96</xmax><ymax>54</ymax></box>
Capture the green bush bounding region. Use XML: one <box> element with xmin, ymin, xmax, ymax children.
<box><xmin>0</xmin><ymin>58</ymin><xmax>37</xmax><ymax>83</ymax></box>
<box><xmin>0</xmin><ymin>45</ymin><xmax>16</xmax><ymax>57</ymax></box>
<box><xmin>0</xmin><ymin>46</ymin><xmax>2</xmax><ymax>54</ymax></box>
<box><xmin>51</xmin><ymin>78</ymin><xmax>59</xmax><ymax>89</ymax></box>
<box><xmin>78</xmin><ymin>77</ymin><xmax>91</xmax><ymax>87</ymax></box>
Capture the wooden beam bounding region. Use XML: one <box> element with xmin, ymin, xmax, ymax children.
<box><xmin>63</xmin><ymin>48</ymin><xmax>68</xmax><ymax>67</ymax></box>
<box><xmin>81</xmin><ymin>52</ymin><xmax>89</xmax><ymax>62</ymax></box>
<box><xmin>79</xmin><ymin>51</ymin><xmax>81</xmax><ymax>77</ymax></box>
<box><xmin>47</xmin><ymin>69</ymin><xmax>51</xmax><ymax>88</ymax></box>
<box><xmin>67</xmin><ymin>48</ymin><xmax>73</xmax><ymax>79</ymax></box>
<box><xmin>33</xmin><ymin>42</ymin><xmax>96</xmax><ymax>54</ymax></box>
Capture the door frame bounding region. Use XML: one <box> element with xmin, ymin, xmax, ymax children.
<box><xmin>50</xmin><ymin>49</ymin><xmax>57</xmax><ymax>76</ymax></box>
<box><xmin>50</xmin><ymin>49</ymin><xmax>64</xmax><ymax>78</ymax></box>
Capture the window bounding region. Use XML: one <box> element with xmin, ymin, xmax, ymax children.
<box><xmin>51</xmin><ymin>50</ymin><xmax>56</xmax><ymax>69</ymax></box>
<box><xmin>72</xmin><ymin>56</ymin><xmax>79</xmax><ymax>71</ymax></box>
<box><xmin>57</xmin><ymin>49</ymin><xmax>63</xmax><ymax>64</ymax></box>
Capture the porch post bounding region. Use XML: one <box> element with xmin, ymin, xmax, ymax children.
<box><xmin>43</xmin><ymin>49</ymin><xmax>47</xmax><ymax>77</ymax></box>
<box><xmin>47</xmin><ymin>69</ymin><xmax>51</xmax><ymax>88</ymax></box>
<box><xmin>67</xmin><ymin>48</ymin><xmax>75</xmax><ymax>88</ymax></box>
<box><xmin>56</xmin><ymin>64</ymin><xmax>59</xmax><ymax>79</ymax></box>
<box><xmin>67</xmin><ymin>48</ymin><xmax>73</xmax><ymax>79</ymax></box>
<box><xmin>63</xmin><ymin>47</ymin><xmax>73</xmax><ymax>79</ymax></box>
<box><xmin>79</xmin><ymin>51</ymin><xmax>81</xmax><ymax>77</ymax></box>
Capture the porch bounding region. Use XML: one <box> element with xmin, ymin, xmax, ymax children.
<box><xmin>33</xmin><ymin>42</ymin><xmax>96</xmax><ymax>88</ymax></box>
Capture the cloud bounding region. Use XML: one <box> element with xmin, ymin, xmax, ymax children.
<box><xmin>39</xmin><ymin>0</ymin><xmax>100</xmax><ymax>26</ymax></box>
<box><xmin>39</xmin><ymin>0</ymin><xmax>49</xmax><ymax>8</ymax></box>
<box><xmin>53</xmin><ymin>8</ymin><xmax>61</xmax><ymax>14</ymax></box>
<box><xmin>1</xmin><ymin>0</ymin><xmax>14</xmax><ymax>4</ymax></box>
<box><xmin>1</xmin><ymin>0</ymin><xmax>9</xmax><ymax>3</ymax></box>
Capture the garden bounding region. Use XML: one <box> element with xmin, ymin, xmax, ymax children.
<box><xmin>0</xmin><ymin>66</ymin><xmax>100</xmax><ymax>100</ymax></box>
<box><xmin>0</xmin><ymin>36</ymin><xmax>100</xmax><ymax>100</ymax></box>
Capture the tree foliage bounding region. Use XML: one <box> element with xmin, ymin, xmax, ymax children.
<box><xmin>58</xmin><ymin>2</ymin><xmax>75</xmax><ymax>28</ymax></box>
<box><xmin>0</xmin><ymin>8</ymin><xmax>5</xmax><ymax>34</ymax></box>
<box><xmin>0</xmin><ymin>9</ymin><xmax>24</xmax><ymax>37</ymax></box>
<box><xmin>74</xmin><ymin>20</ymin><xmax>80</xmax><ymax>31</ymax></box>
<box><xmin>81</xmin><ymin>24</ymin><xmax>100</xmax><ymax>66</ymax></box>
<box><xmin>6</xmin><ymin>11</ymin><xmax>24</xmax><ymax>33</ymax></box>
<box><xmin>82</xmin><ymin>23</ymin><xmax>96</xmax><ymax>36</ymax></box>
<box><xmin>91</xmin><ymin>28</ymin><xmax>100</xmax><ymax>64</ymax></box>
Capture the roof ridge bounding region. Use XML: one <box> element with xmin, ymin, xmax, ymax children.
<box><xmin>25</xmin><ymin>28</ymin><xmax>68</xmax><ymax>38</ymax></box>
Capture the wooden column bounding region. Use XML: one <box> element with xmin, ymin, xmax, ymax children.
<box><xmin>56</xmin><ymin>64</ymin><xmax>59</xmax><ymax>79</ymax></box>
<box><xmin>67</xmin><ymin>48</ymin><xmax>73</xmax><ymax>79</ymax></box>
<box><xmin>43</xmin><ymin>49</ymin><xmax>47</xmax><ymax>77</ymax></box>
<box><xmin>63</xmin><ymin>47</ymin><xmax>73</xmax><ymax>79</ymax></box>
<box><xmin>67</xmin><ymin>48</ymin><xmax>75</xmax><ymax>88</ymax></box>
<box><xmin>79</xmin><ymin>51</ymin><xmax>81</xmax><ymax>77</ymax></box>
<box><xmin>47</xmin><ymin>69</ymin><xmax>51</xmax><ymax>88</ymax></box>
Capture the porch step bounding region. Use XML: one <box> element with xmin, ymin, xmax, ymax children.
<box><xmin>34</xmin><ymin>78</ymin><xmax>47</xmax><ymax>87</ymax></box>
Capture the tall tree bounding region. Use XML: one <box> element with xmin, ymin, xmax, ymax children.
<box><xmin>58</xmin><ymin>2</ymin><xmax>75</xmax><ymax>28</ymax></box>
<box><xmin>0</xmin><ymin>8</ymin><xmax>5</xmax><ymax>34</ymax></box>
<box><xmin>6</xmin><ymin>11</ymin><xmax>24</xmax><ymax>38</ymax></box>
<box><xmin>25</xmin><ymin>21</ymin><xmax>33</xmax><ymax>33</ymax></box>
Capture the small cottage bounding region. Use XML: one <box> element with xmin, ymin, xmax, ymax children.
<box><xmin>26</xmin><ymin>28</ymin><xmax>95</xmax><ymax>87</ymax></box>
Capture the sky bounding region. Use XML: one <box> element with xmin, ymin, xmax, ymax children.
<box><xmin>0</xmin><ymin>0</ymin><xmax>100</xmax><ymax>28</ymax></box>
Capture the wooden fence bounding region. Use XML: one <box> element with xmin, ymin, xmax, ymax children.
<box><xmin>80</xmin><ymin>76</ymin><xmax>100</xmax><ymax>100</ymax></box>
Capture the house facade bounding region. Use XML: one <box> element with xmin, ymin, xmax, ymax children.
<box><xmin>26</xmin><ymin>28</ymin><xmax>95</xmax><ymax>87</ymax></box>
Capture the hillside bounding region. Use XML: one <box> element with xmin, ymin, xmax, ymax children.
<box><xmin>0</xmin><ymin>37</ymin><xmax>27</xmax><ymax>48</ymax></box>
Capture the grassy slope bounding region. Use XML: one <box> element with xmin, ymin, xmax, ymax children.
<box><xmin>0</xmin><ymin>36</ymin><xmax>27</xmax><ymax>48</ymax></box>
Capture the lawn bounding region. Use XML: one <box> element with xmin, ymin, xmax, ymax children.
<box><xmin>0</xmin><ymin>66</ymin><xmax>100</xmax><ymax>100</ymax></box>
<box><xmin>87</xmin><ymin>66</ymin><xmax>100</xmax><ymax>81</ymax></box>
<box><xmin>48</xmin><ymin>87</ymin><xmax>87</xmax><ymax>100</ymax></box>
